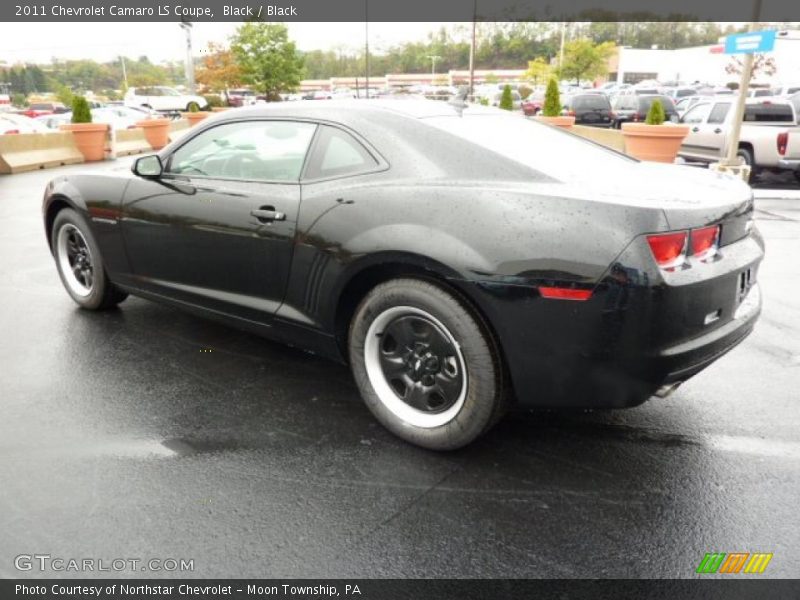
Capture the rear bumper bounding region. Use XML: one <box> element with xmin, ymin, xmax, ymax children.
<box><xmin>778</xmin><ymin>159</ymin><xmax>800</xmax><ymax>170</ymax></box>
<box><xmin>460</xmin><ymin>232</ymin><xmax>764</xmax><ymax>409</ymax></box>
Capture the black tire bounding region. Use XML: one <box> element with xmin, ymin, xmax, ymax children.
<box><xmin>51</xmin><ymin>208</ymin><xmax>128</xmax><ymax>310</ymax></box>
<box><xmin>348</xmin><ymin>278</ymin><xmax>507</xmax><ymax>450</ymax></box>
<box><xmin>737</xmin><ymin>146</ymin><xmax>756</xmax><ymax>182</ymax></box>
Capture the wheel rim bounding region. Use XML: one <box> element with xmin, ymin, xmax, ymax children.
<box><xmin>364</xmin><ymin>306</ymin><xmax>467</xmax><ymax>429</ymax></box>
<box><xmin>56</xmin><ymin>223</ymin><xmax>94</xmax><ymax>297</ymax></box>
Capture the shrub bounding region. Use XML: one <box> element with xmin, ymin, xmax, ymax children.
<box><xmin>543</xmin><ymin>78</ymin><xmax>561</xmax><ymax>117</ymax></box>
<box><xmin>11</xmin><ymin>93</ymin><xmax>27</xmax><ymax>108</ymax></box>
<box><xmin>645</xmin><ymin>99</ymin><xmax>666</xmax><ymax>125</ymax></box>
<box><xmin>71</xmin><ymin>96</ymin><xmax>92</xmax><ymax>124</ymax></box>
<box><xmin>499</xmin><ymin>85</ymin><xmax>513</xmax><ymax>111</ymax></box>
<box><xmin>518</xmin><ymin>84</ymin><xmax>533</xmax><ymax>100</ymax></box>
<box><xmin>478</xmin><ymin>97</ymin><xmax>489</xmax><ymax>106</ymax></box>
<box><xmin>204</xmin><ymin>94</ymin><xmax>223</xmax><ymax>108</ymax></box>
<box><xmin>188</xmin><ymin>102</ymin><xmax>200</xmax><ymax>113</ymax></box>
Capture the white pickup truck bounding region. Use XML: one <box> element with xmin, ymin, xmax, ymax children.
<box><xmin>678</xmin><ymin>98</ymin><xmax>800</xmax><ymax>180</ymax></box>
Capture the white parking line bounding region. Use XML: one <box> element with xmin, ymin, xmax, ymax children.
<box><xmin>707</xmin><ymin>434</ymin><xmax>800</xmax><ymax>460</ymax></box>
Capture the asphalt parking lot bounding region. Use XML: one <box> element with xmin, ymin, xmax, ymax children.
<box><xmin>1</xmin><ymin>159</ymin><xmax>799</xmax><ymax>579</ymax></box>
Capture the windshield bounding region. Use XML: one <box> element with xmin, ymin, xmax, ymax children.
<box><xmin>572</xmin><ymin>95</ymin><xmax>610</xmax><ymax>110</ymax></box>
<box><xmin>744</xmin><ymin>104</ymin><xmax>794</xmax><ymax>122</ymax></box>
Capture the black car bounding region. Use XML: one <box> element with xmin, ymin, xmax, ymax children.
<box><xmin>611</xmin><ymin>94</ymin><xmax>679</xmax><ymax>128</ymax></box>
<box><xmin>42</xmin><ymin>101</ymin><xmax>763</xmax><ymax>450</ymax></box>
<box><xmin>562</xmin><ymin>92</ymin><xmax>614</xmax><ymax>127</ymax></box>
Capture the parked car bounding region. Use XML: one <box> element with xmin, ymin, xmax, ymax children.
<box><xmin>678</xmin><ymin>98</ymin><xmax>799</xmax><ymax>178</ymax></box>
<box><xmin>786</xmin><ymin>91</ymin><xmax>800</xmax><ymax>123</ymax></box>
<box><xmin>37</xmin><ymin>106</ymin><xmax>159</xmax><ymax>130</ymax></box>
<box><xmin>773</xmin><ymin>84</ymin><xmax>800</xmax><ymax>97</ymax></box>
<box><xmin>675</xmin><ymin>95</ymin><xmax>713</xmax><ymax>116</ymax></box>
<box><xmin>42</xmin><ymin>100</ymin><xmax>763</xmax><ymax>449</ymax></box>
<box><xmin>521</xmin><ymin>91</ymin><xmax>544</xmax><ymax>116</ymax></box>
<box><xmin>665</xmin><ymin>87</ymin><xmax>697</xmax><ymax>100</ymax></box>
<box><xmin>18</xmin><ymin>102</ymin><xmax>68</xmax><ymax>118</ymax></box>
<box><xmin>226</xmin><ymin>89</ymin><xmax>257</xmax><ymax>107</ymax></box>
<box><xmin>0</xmin><ymin>112</ymin><xmax>53</xmax><ymax>134</ymax></box>
<box><xmin>561</xmin><ymin>92</ymin><xmax>614</xmax><ymax>127</ymax></box>
<box><xmin>124</xmin><ymin>86</ymin><xmax>208</xmax><ymax>112</ymax></box>
<box><xmin>611</xmin><ymin>94</ymin><xmax>678</xmax><ymax>128</ymax></box>
<box><xmin>777</xmin><ymin>129</ymin><xmax>800</xmax><ymax>181</ymax></box>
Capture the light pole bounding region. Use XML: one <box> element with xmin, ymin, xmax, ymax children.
<box><xmin>428</xmin><ymin>55</ymin><xmax>442</xmax><ymax>80</ymax></box>
<box><xmin>468</xmin><ymin>0</ymin><xmax>477</xmax><ymax>97</ymax></box>
<box><xmin>179</xmin><ymin>22</ymin><xmax>195</xmax><ymax>94</ymax></box>
<box><xmin>119</xmin><ymin>56</ymin><xmax>128</xmax><ymax>91</ymax></box>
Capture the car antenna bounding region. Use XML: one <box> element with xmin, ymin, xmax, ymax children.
<box><xmin>448</xmin><ymin>86</ymin><xmax>469</xmax><ymax>116</ymax></box>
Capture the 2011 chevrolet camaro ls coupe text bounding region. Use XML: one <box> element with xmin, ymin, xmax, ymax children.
<box><xmin>43</xmin><ymin>100</ymin><xmax>763</xmax><ymax>449</ymax></box>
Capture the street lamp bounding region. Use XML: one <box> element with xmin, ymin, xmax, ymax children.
<box><xmin>179</xmin><ymin>21</ymin><xmax>195</xmax><ymax>95</ymax></box>
<box><xmin>428</xmin><ymin>55</ymin><xmax>442</xmax><ymax>80</ymax></box>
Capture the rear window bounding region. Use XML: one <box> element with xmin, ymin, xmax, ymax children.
<box><xmin>639</xmin><ymin>96</ymin><xmax>676</xmax><ymax>113</ymax></box>
<box><xmin>572</xmin><ymin>95</ymin><xmax>610</xmax><ymax>110</ymax></box>
<box><xmin>744</xmin><ymin>104</ymin><xmax>794</xmax><ymax>122</ymax></box>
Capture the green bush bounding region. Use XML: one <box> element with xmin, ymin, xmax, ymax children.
<box><xmin>499</xmin><ymin>85</ymin><xmax>513</xmax><ymax>111</ymax></box>
<box><xmin>11</xmin><ymin>93</ymin><xmax>27</xmax><ymax>108</ymax></box>
<box><xmin>71</xmin><ymin>96</ymin><xmax>92</xmax><ymax>124</ymax></box>
<box><xmin>204</xmin><ymin>94</ymin><xmax>223</xmax><ymax>109</ymax></box>
<box><xmin>188</xmin><ymin>102</ymin><xmax>200</xmax><ymax>113</ymax></box>
<box><xmin>518</xmin><ymin>84</ymin><xmax>533</xmax><ymax>100</ymax></box>
<box><xmin>478</xmin><ymin>97</ymin><xmax>489</xmax><ymax>106</ymax></box>
<box><xmin>543</xmin><ymin>78</ymin><xmax>561</xmax><ymax>117</ymax></box>
<box><xmin>645</xmin><ymin>99</ymin><xmax>666</xmax><ymax>125</ymax></box>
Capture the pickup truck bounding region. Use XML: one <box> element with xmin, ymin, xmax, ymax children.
<box><xmin>778</xmin><ymin>129</ymin><xmax>800</xmax><ymax>181</ymax></box>
<box><xmin>678</xmin><ymin>98</ymin><xmax>800</xmax><ymax>180</ymax></box>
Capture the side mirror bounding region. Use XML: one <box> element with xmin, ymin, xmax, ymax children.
<box><xmin>133</xmin><ymin>155</ymin><xmax>163</xmax><ymax>178</ymax></box>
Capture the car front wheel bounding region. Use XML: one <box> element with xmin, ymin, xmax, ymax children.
<box><xmin>349</xmin><ymin>278</ymin><xmax>507</xmax><ymax>450</ymax></box>
<box><xmin>52</xmin><ymin>208</ymin><xmax>128</xmax><ymax>310</ymax></box>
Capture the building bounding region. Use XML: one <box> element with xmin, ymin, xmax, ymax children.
<box><xmin>609</xmin><ymin>29</ymin><xmax>800</xmax><ymax>86</ymax></box>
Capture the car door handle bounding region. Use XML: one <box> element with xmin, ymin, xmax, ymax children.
<box><xmin>250</xmin><ymin>207</ymin><xmax>285</xmax><ymax>222</ymax></box>
<box><xmin>713</xmin><ymin>128</ymin><xmax>722</xmax><ymax>134</ymax></box>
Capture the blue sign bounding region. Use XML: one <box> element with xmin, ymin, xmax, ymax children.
<box><xmin>724</xmin><ymin>30</ymin><xmax>777</xmax><ymax>54</ymax></box>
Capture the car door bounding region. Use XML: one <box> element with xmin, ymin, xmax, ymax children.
<box><xmin>120</xmin><ymin>119</ymin><xmax>318</xmax><ymax>322</ymax></box>
<box><xmin>678</xmin><ymin>103</ymin><xmax>714</xmax><ymax>161</ymax></box>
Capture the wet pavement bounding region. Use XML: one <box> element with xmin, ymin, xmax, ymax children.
<box><xmin>1</xmin><ymin>160</ymin><xmax>799</xmax><ymax>579</ymax></box>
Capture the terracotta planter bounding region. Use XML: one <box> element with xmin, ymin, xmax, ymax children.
<box><xmin>135</xmin><ymin>118</ymin><xmax>171</xmax><ymax>150</ymax></box>
<box><xmin>60</xmin><ymin>123</ymin><xmax>109</xmax><ymax>162</ymax></box>
<box><xmin>534</xmin><ymin>115</ymin><xmax>576</xmax><ymax>129</ymax></box>
<box><xmin>212</xmin><ymin>107</ymin><xmax>231</xmax><ymax>112</ymax></box>
<box><xmin>621</xmin><ymin>123</ymin><xmax>690</xmax><ymax>163</ymax></box>
<box><xmin>181</xmin><ymin>111</ymin><xmax>210</xmax><ymax>126</ymax></box>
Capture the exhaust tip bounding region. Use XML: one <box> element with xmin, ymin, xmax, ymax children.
<box><xmin>655</xmin><ymin>382</ymin><xmax>682</xmax><ymax>398</ymax></box>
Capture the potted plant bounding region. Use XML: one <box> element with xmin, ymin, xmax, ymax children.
<box><xmin>535</xmin><ymin>79</ymin><xmax>574</xmax><ymax>128</ymax></box>
<box><xmin>181</xmin><ymin>102</ymin><xmax>209</xmax><ymax>127</ymax></box>
<box><xmin>135</xmin><ymin>113</ymin><xmax>172</xmax><ymax>151</ymax></box>
<box><xmin>499</xmin><ymin>85</ymin><xmax>514</xmax><ymax>111</ymax></box>
<box><xmin>59</xmin><ymin>96</ymin><xmax>108</xmax><ymax>162</ymax></box>
<box><xmin>621</xmin><ymin>99</ymin><xmax>689</xmax><ymax>163</ymax></box>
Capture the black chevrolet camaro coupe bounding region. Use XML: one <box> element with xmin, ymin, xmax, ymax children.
<box><xmin>43</xmin><ymin>100</ymin><xmax>763</xmax><ymax>449</ymax></box>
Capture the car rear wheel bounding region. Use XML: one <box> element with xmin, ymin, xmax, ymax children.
<box><xmin>349</xmin><ymin>278</ymin><xmax>506</xmax><ymax>450</ymax></box>
<box><xmin>52</xmin><ymin>208</ymin><xmax>128</xmax><ymax>310</ymax></box>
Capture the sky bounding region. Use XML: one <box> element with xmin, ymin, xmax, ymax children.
<box><xmin>0</xmin><ymin>22</ymin><xmax>453</xmax><ymax>65</ymax></box>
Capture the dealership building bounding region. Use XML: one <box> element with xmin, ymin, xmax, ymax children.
<box><xmin>608</xmin><ymin>29</ymin><xmax>800</xmax><ymax>86</ymax></box>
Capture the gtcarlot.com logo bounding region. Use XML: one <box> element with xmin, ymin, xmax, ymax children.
<box><xmin>696</xmin><ymin>552</ymin><xmax>773</xmax><ymax>574</ymax></box>
<box><xmin>14</xmin><ymin>554</ymin><xmax>195</xmax><ymax>573</ymax></box>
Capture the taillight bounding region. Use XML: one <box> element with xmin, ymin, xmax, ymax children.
<box><xmin>567</xmin><ymin>110</ymin><xmax>576</xmax><ymax>117</ymax></box>
<box><xmin>539</xmin><ymin>286</ymin><xmax>593</xmax><ymax>301</ymax></box>
<box><xmin>3</xmin><ymin>129</ymin><xmax>20</xmax><ymax>135</ymax></box>
<box><xmin>691</xmin><ymin>225</ymin><xmax>720</xmax><ymax>261</ymax></box>
<box><xmin>777</xmin><ymin>131</ymin><xmax>788</xmax><ymax>156</ymax></box>
<box><xmin>647</xmin><ymin>231</ymin><xmax>688</xmax><ymax>270</ymax></box>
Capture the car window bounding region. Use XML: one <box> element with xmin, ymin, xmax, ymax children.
<box><xmin>573</xmin><ymin>95</ymin><xmax>610</xmax><ymax>110</ymax></box>
<box><xmin>682</xmin><ymin>103</ymin><xmax>712</xmax><ymax>124</ymax></box>
<box><xmin>167</xmin><ymin>120</ymin><xmax>317</xmax><ymax>182</ymax></box>
<box><xmin>708</xmin><ymin>103</ymin><xmax>731</xmax><ymax>124</ymax></box>
<box><xmin>788</xmin><ymin>87</ymin><xmax>800</xmax><ymax>95</ymax></box>
<box><xmin>304</xmin><ymin>125</ymin><xmax>378</xmax><ymax>180</ymax></box>
<box><xmin>743</xmin><ymin>103</ymin><xmax>794</xmax><ymax>122</ymax></box>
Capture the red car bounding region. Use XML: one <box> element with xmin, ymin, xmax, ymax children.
<box><xmin>522</xmin><ymin>92</ymin><xmax>544</xmax><ymax>116</ymax></box>
<box><xmin>18</xmin><ymin>102</ymin><xmax>68</xmax><ymax>118</ymax></box>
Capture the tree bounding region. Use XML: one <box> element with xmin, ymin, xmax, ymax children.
<box><xmin>558</xmin><ymin>39</ymin><xmax>615</xmax><ymax>86</ymax></box>
<box><xmin>524</xmin><ymin>57</ymin><xmax>552</xmax><ymax>86</ymax></box>
<box><xmin>645</xmin><ymin>98</ymin><xmax>666</xmax><ymax>125</ymax></box>
<box><xmin>230</xmin><ymin>23</ymin><xmax>304</xmax><ymax>99</ymax></box>
<box><xmin>196</xmin><ymin>42</ymin><xmax>242</xmax><ymax>93</ymax></box>
<box><xmin>725</xmin><ymin>53</ymin><xmax>777</xmax><ymax>79</ymax></box>
<box><xmin>543</xmin><ymin>78</ymin><xmax>561</xmax><ymax>117</ymax></box>
<box><xmin>499</xmin><ymin>85</ymin><xmax>513</xmax><ymax>110</ymax></box>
